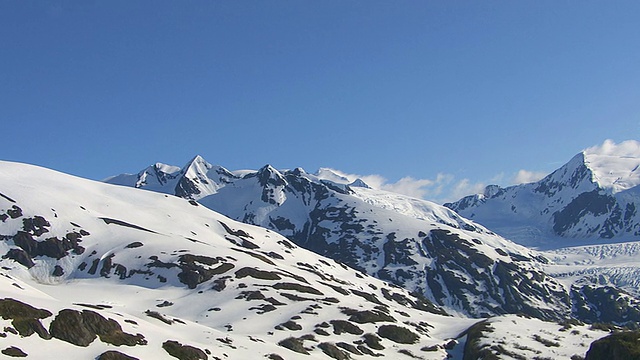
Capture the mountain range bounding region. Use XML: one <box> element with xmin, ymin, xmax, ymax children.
<box><xmin>0</xmin><ymin>160</ymin><xmax>473</xmax><ymax>359</ymax></box>
<box><xmin>105</xmin><ymin>143</ymin><xmax>640</xmax><ymax>324</ymax></box>
<box><xmin>2</xmin><ymin>140</ymin><xmax>640</xmax><ymax>359</ymax></box>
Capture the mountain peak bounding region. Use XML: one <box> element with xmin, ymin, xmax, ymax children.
<box><xmin>183</xmin><ymin>154</ymin><xmax>212</xmax><ymax>171</ymax></box>
<box><xmin>256</xmin><ymin>164</ymin><xmax>287</xmax><ymax>187</ymax></box>
<box><xmin>446</xmin><ymin>140</ymin><xmax>640</xmax><ymax>245</ymax></box>
<box><xmin>349</xmin><ymin>178</ymin><xmax>371</xmax><ymax>189</ymax></box>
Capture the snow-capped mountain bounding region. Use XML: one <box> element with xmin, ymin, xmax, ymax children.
<box><xmin>0</xmin><ymin>160</ymin><xmax>478</xmax><ymax>359</ymax></box>
<box><xmin>4</xmin><ymin>160</ymin><xmax>638</xmax><ymax>359</ymax></box>
<box><xmin>106</xmin><ymin>155</ymin><xmax>640</xmax><ymax>324</ymax></box>
<box><xmin>445</xmin><ymin>140</ymin><xmax>640</xmax><ymax>248</ymax></box>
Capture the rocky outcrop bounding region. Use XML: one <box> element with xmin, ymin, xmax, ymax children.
<box><xmin>162</xmin><ymin>340</ymin><xmax>207</xmax><ymax>360</ymax></box>
<box><xmin>0</xmin><ymin>298</ymin><xmax>52</xmax><ymax>339</ymax></box>
<box><xmin>50</xmin><ymin>309</ymin><xmax>146</xmax><ymax>347</ymax></box>
<box><xmin>585</xmin><ymin>331</ymin><xmax>640</xmax><ymax>360</ymax></box>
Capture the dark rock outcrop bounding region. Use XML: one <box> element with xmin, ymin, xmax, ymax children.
<box><xmin>97</xmin><ymin>351</ymin><xmax>140</xmax><ymax>360</ymax></box>
<box><xmin>49</xmin><ymin>309</ymin><xmax>146</xmax><ymax>347</ymax></box>
<box><xmin>162</xmin><ymin>340</ymin><xmax>207</xmax><ymax>360</ymax></box>
<box><xmin>585</xmin><ymin>331</ymin><xmax>640</xmax><ymax>360</ymax></box>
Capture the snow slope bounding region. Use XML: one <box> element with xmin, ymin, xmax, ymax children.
<box><xmin>3</xmin><ymin>160</ymin><xmax>635</xmax><ymax>359</ymax></box>
<box><xmin>446</xmin><ymin>140</ymin><xmax>640</xmax><ymax>248</ymax></box>
<box><xmin>107</xmin><ymin>158</ymin><xmax>574</xmax><ymax>319</ymax></box>
<box><xmin>1</xmin><ymin>160</ymin><xmax>479</xmax><ymax>359</ymax></box>
<box><xmin>106</xmin><ymin>155</ymin><xmax>640</xmax><ymax>325</ymax></box>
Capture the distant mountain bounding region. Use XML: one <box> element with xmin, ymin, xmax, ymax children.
<box><xmin>445</xmin><ymin>140</ymin><xmax>640</xmax><ymax>248</ymax></box>
<box><xmin>106</xmin><ymin>155</ymin><xmax>640</xmax><ymax>323</ymax></box>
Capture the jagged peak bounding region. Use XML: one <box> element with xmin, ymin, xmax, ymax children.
<box><xmin>315</xmin><ymin>167</ymin><xmax>351</xmax><ymax>183</ymax></box>
<box><xmin>483</xmin><ymin>184</ymin><xmax>503</xmax><ymax>198</ymax></box>
<box><xmin>256</xmin><ymin>164</ymin><xmax>287</xmax><ymax>187</ymax></box>
<box><xmin>152</xmin><ymin>162</ymin><xmax>181</xmax><ymax>175</ymax></box>
<box><xmin>183</xmin><ymin>154</ymin><xmax>212</xmax><ymax>171</ymax></box>
<box><xmin>349</xmin><ymin>178</ymin><xmax>371</xmax><ymax>189</ymax></box>
<box><xmin>290</xmin><ymin>167</ymin><xmax>307</xmax><ymax>176</ymax></box>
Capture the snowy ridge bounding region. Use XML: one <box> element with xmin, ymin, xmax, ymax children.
<box><xmin>1</xmin><ymin>160</ymin><xmax>478</xmax><ymax>359</ymax></box>
<box><xmin>584</xmin><ymin>139</ymin><xmax>640</xmax><ymax>193</ymax></box>
<box><xmin>446</xmin><ymin>140</ymin><xmax>640</xmax><ymax>246</ymax></box>
<box><xmin>105</xmin><ymin>155</ymin><xmax>640</xmax><ymax>324</ymax></box>
<box><xmin>3</xmin><ymin>160</ymin><xmax>638</xmax><ymax>359</ymax></box>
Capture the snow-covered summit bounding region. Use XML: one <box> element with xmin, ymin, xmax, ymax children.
<box><xmin>583</xmin><ymin>139</ymin><xmax>640</xmax><ymax>193</ymax></box>
<box><xmin>3</xmin><ymin>160</ymin><xmax>638</xmax><ymax>359</ymax></box>
<box><xmin>446</xmin><ymin>140</ymin><xmax>640</xmax><ymax>247</ymax></box>
<box><xmin>108</xmin><ymin>157</ymin><xmax>584</xmax><ymax>320</ymax></box>
<box><xmin>1</xmin><ymin>160</ymin><xmax>472</xmax><ymax>359</ymax></box>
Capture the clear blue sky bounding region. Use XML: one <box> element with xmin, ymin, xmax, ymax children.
<box><xmin>2</xmin><ymin>1</ymin><xmax>639</xmax><ymax>202</ymax></box>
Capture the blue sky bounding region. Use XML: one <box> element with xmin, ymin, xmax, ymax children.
<box><xmin>1</xmin><ymin>1</ymin><xmax>639</xmax><ymax>203</ymax></box>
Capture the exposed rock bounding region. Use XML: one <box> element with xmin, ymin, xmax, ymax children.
<box><xmin>330</xmin><ymin>320</ymin><xmax>363</xmax><ymax>335</ymax></box>
<box><xmin>341</xmin><ymin>308</ymin><xmax>395</xmax><ymax>324</ymax></box>
<box><xmin>273</xmin><ymin>282</ymin><xmax>323</xmax><ymax>295</ymax></box>
<box><xmin>585</xmin><ymin>331</ymin><xmax>640</xmax><ymax>360</ymax></box>
<box><xmin>362</xmin><ymin>333</ymin><xmax>385</xmax><ymax>350</ymax></box>
<box><xmin>462</xmin><ymin>320</ymin><xmax>497</xmax><ymax>360</ymax></box>
<box><xmin>277</xmin><ymin>337</ymin><xmax>309</xmax><ymax>355</ymax></box>
<box><xmin>3</xmin><ymin>248</ymin><xmax>34</xmax><ymax>268</ymax></box>
<box><xmin>12</xmin><ymin>317</ymin><xmax>51</xmax><ymax>339</ymax></box>
<box><xmin>377</xmin><ymin>324</ymin><xmax>419</xmax><ymax>344</ymax></box>
<box><xmin>162</xmin><ymin>340</ymin><xmax>207</xmax><ymax>360</ymax></box>
<box><xmin>52</xmin><ymin>265</ymin><xmax>64</xmax><ymax>276</ymax></box>
<box><xmin>0</xmin><ymin>298</ymin><xmax>52</xmax><ymax>320</ymax></box>
<box><xmin>235</xmin><ymin>267</ymin><xmax>281</xmax><ymax>280</ymax></box>
<box><xmin>49</xmin><ymin>309</ymin><xmax>97</xmax><ymax>346</ymax></box>
<box><xmin>1</xmin><ymin>347</ymin><xmax>27</xmax><ymax>357</ymax></box>
<box><xmin>49</xmin><ymin>309</ymin><xmax>146</xmax><ymax>347</ymax></box>
<box><xmin>318</xmin><ymin>342</ymin><xmax>351</xmax><ymax>360</ymax></box>
<box><xmin>145</xmin><ymin>310</ymin><xmax>174</xmax><ymax>325</ymax></box>
<box><xmin>276</xmin><ymin>320</ymin><xmax>302</xmax><ymax>331</ymax></box>
<box><xmin>97</xmin><ymin>351</ymin><xmax>140</xmax><ymax>360</ymax></box>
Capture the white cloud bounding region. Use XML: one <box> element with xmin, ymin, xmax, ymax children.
<box><xmin>447</xmin><ymin>179</ymin><xmax>487</xmax><ymax>202</ymax></box>
<box><xmin>512</xmin><ymin>169</ymin><xmax>547</xmax><ymax>184</ymax></box>
<box><xmin>584</xmin><ymin>139</ymin><xmax>640</xmax><ymax>157</ymax></box>
<box><xmin>318</xmin><ymin>168</ymin><xmax>495</xmax><ymax>203</ymax></box>
<box><xmin>318</xmin><ymin>168</ymin><xmax>454</xmax><ymax>200</ymax></box>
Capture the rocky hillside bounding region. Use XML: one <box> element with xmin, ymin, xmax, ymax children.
<box><xmin>1</xmin><ymin>160</ymin><xmax>479</xmax><ymax>359</ymax></box>
<box><xmin>106</xmin><ymin>155</ymin><xmax>640</xmax><ymax>323</ymax></box>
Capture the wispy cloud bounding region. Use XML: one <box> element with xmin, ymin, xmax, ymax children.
<box><xmin>512</xmin><ymin>169</ymin><xmax>547</xmax><ymax>184</ymax></box>
<box><xmin>320</xmin><ymin>166</ymin><xmax>553</xmax><ymax>205</ymax></box>
<box><xmin>584</xmin><ymin>139</ymin><xmax>640</xmax><ymax>157</ymax></box>
<box><xmin>319</xmin><ymin>168</ymin><xmax>488</xmax><ymax>203</ymax></box>
<box><xmin>447</xmin><ymin>179</ymin><xmax>487</xmax><ymax>202</ymax></box>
